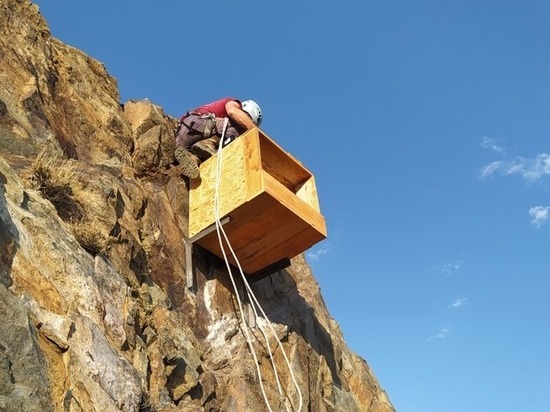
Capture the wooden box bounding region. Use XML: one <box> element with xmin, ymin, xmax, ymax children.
<box><xmin>188</xmin><ymin>128</ymin><xmax>327</xmax><ymax>275</ymax></box>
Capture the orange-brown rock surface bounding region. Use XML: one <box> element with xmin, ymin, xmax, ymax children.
<box><xmin>0</xmin><ymin>1</ymin><xmax>395</xmax><ymax>411</ymax></box>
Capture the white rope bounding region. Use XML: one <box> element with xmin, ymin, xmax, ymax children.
<box><xmin>213</xmin><ymin>118</ymin><xmax>272</xmax><ymax>411</ymax></box>
<box><xmin>212</xmin><ymin>119</ymin><xmax>303</xmax><ymax>411</ymax></box>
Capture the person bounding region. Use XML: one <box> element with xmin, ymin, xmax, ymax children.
<box><xmin>174</xmin><ymin>97</ymin><xmax>262</xmax><ymax>178</ymax></box>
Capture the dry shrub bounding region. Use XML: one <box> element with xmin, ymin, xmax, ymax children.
<box><xmin>30</xmin><ymin>147</ymin><xmax>84</xmax><ymax>221</ymax></box>
<box><xmin>70</xmin><ymin>218</ymin><xmax>110</xmax><ymax>255</ymax></box>
<box><xmin>29</xmin><ymin>147</ymin><xmax>112</xmax><ymax>256</ymax></box>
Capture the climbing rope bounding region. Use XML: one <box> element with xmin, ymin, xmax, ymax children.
<box><xmin>213</xmin><ymin>119</ymin><xmax>303</xmax><ymax>412</ymax></box>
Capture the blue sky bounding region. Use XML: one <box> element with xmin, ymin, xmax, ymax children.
<box><xmin>34</xmin><ymin>1</ymin><xmax>550</xmax><ymax>411</ymax></box>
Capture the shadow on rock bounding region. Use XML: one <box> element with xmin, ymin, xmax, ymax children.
<box><xmin>192</xmin><ymin>251</ymin><xmax>342</xmax><ymax>386</ymax></box>
<box><xmin>250</xmin><ymin>268</ymin><xmax>342</xmax><ymax>387</ymax></box>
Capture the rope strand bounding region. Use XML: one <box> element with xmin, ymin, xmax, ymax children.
<box><xmin>212</xmin><ymin>120</ymin><xmax>303</xmax><ymax>411</ymax></box>
<box><xmin>213</xmin><ymin>118</ymin><xmax>273</xmax><ymax>411</ymax></box>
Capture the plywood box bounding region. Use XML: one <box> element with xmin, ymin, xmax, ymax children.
<box><xmin>188</xmin><ymin>128</ymin><xmax>327</xmax><ymax>275</ymax></box>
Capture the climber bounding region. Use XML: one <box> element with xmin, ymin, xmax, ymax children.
<box><xmin>174</xmin><ymin>97</ymin><xmax>263</xmax><ymax>179</ymax></box>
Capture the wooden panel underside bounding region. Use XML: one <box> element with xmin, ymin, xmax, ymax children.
<box><xmin>196</xmin><ymin>190</ymin><xmax>325</xmax><ymax>274</ymax></box>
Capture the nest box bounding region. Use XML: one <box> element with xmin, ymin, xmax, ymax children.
<box><xmin>188</xmin><ymin>128</ymin><xmax>327</xmax><ymax>275</ymax></box>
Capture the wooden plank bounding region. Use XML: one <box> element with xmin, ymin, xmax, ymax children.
<box><xmin>188</xmin><ymin>133</ymin><xmax>249</xmax><ymax>237</ymax></box>
<box><xmin>258</xmin><ymin>132</ymin><xmax>312</xmax><ymax>190</ymax></box>
<box><xmin>262</xmin><ymin>172</ymin><xmax>327</xmax><ymax>236</ymax></box>
<box><xmin>195</xmin><ymin>191</ymin><xmax>324</xmax><ymax>273</ymax></box>
<box><xmin>234</xmin><ymin>205</ymin><xmax>310</xmax><ymax>263</ymax></box>
<box><xmin>244</xmin><ymin>226</ymin><xmax>326</xmax><ymax>273</ymax></box>
<box><xmin>295</xmin><ymin>176</ymin><xmax>321</xmax><ymax>213</ymax></box>
<box><xmin>247</xmin><ymin>258</ymin><xmax>291</xmax><ymax>281</ymax></box>
<box><xmin>241</xmin><ymin>129</ymin><xmax>263</xmax><ymax>200</ymax></box>
<box><xmin>194</xmin><ymin>192</ymin><xmax>283</xmax><ymax>265</ymax></box>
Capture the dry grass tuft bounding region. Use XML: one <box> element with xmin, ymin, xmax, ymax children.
<box><xmin>70</xmin><ymin>218</ymin><xmax>111</xmax><ymax>255</ymax></box>
<box><xmin>29</xmin><ymin>147</ymin><xmax>114</xmax><ymax>256</ymax></box>
<box><xmin>30</xmin><ymin>147</ymin><xmax>84</xmax><ymax>221</ymax></box>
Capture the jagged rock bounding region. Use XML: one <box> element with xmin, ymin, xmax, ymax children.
<box><xmin>123</xmin><ymin>99</ymin><xmax>177</xmax><ymax>175</ymax></box>
<box><xmin>0</xmin><ymin>284</ymin><xmax>54</xmax><ymax>412</ymax></box>
<box><xmin>25</xmin><ymin>297</ymin><xmax>73</xmax><ymax>350</ymax></box>
<box><xmin>0</xmin><ymin>1</ymin><xmax>395</xmax><ymax>411</ymax></box>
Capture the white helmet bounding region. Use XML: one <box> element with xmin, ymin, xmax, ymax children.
<box><xmin>241</xmin><ymin>100</ymin><xmax>263</xmax><ymax>126</ymax></box>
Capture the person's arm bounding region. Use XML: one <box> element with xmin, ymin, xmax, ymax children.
<box><xmin>225</xmin><ymin>100</ymin><xmax>256</xmax><ymax>130</ymax></box>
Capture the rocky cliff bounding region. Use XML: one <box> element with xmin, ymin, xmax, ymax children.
<box><xmin>0</xmin><ymin>1</ymin><xmax>395</xmax><ymax>411</ymax></box>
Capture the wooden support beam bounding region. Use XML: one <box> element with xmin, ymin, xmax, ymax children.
<box><xmin>247</xmin><ymin>258</ymin><xmax>290</xmax><ymax>283</ymax></box>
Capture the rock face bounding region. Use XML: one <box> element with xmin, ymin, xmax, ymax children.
<box><xmin>0</xmin><ymin>1</ymin><xmax>395</xmax><ymax>411</ymax></box>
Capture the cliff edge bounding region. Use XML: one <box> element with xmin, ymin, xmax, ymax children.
<box><xmin>0</xmin><ymin>1</ymin><xmax>395</xmax><ymax>411</ymax></box>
